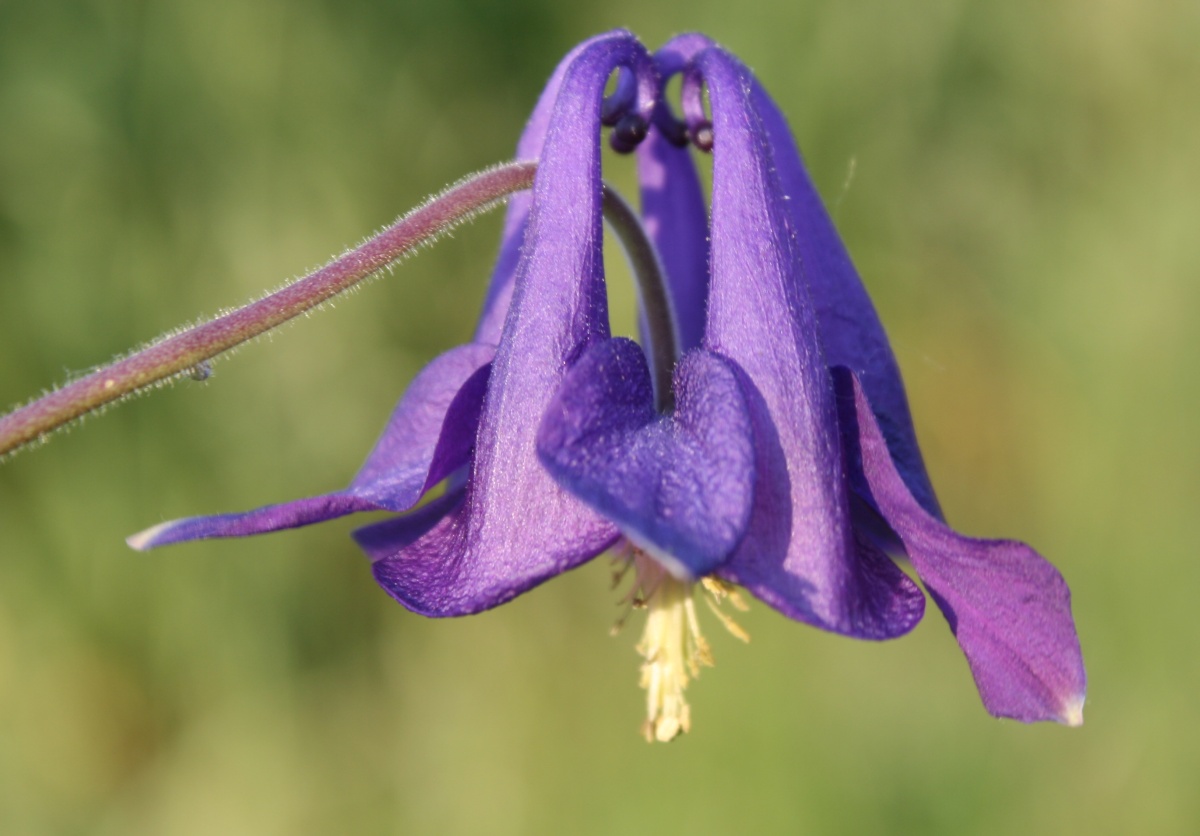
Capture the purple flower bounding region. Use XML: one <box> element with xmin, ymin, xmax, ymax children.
<box><xmin>130</xmin><ymin>30</ymin><xmax>1085</xmax><ymax>737</ymax></box>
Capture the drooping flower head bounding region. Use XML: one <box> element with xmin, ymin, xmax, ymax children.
<box><xmin>130</xmin><ymin>30</ymin><xmax>1085</xmax><ymax>736</ymax></box>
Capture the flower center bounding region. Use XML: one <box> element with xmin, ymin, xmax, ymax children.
<box><xmin>616</xmin><ymin>546</ymin><xmax>750</xmax><ymax>742</ymax></box>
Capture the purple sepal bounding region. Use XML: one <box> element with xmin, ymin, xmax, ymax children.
<box><xmin>127</xmin><ymin>343</ymin><xmax>493</xmax><ymax>550</ymax></box>
<box><xmin>349</xmin><ymin>345</ymin><xmax>493</xmax><ymax>504</ymax></box>
<box><xmin>356</xmin><ymin>32</ymin><xmax>659</xmax><ymax>616</ymax></box>
<box><xmin>692</xmin><ymin>46</ymin><xmax>925</xmax><ymax>639</ymax></box>
<box><xmin>537</xmin><ymin>338</ymin><xmax>754</xmax><ymax>579</ymax></box>
<box><xmin>833</xmin><ymin>366</ymin><xmax>1086</xmax><ymax>724</ymax></box>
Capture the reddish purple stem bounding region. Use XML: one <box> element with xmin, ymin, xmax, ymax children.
<box><xmin>0</xmin><ymin>161</ymin><xmax>537</xmax><ymax>458</ymax></box>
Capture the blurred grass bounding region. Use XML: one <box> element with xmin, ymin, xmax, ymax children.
<box><xmin>2</xmin><ymin>0</ymin><xmax>1198</xmax><ymax>833</ymax></box>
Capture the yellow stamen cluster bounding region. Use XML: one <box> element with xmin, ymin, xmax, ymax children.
<box><xmin>616</xmin><ymin>547</ymin><xmax>750</xmax><ymax>743</ymax></box>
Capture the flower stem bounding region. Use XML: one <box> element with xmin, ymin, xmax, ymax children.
<box><xmin>601</xmin><ymin>185</ymin><xmax>679</xmax><ymax>412</ymax></box>
<box><xmin>0</xmin><ymin>161</ymin><xmax>537</xmax><ymax>458</ymax></box>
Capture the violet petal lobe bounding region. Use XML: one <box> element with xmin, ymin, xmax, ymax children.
<box><xmin>537</xmin><ymin>337</ymin><xmax>755</xmax><ymax>579</ymax></box>
<box><xmin>750</xmin><ymin>82</ymin><xmax>940</xmax><ymax>520</ymax></box>
<box><xmin>833</xmin><ymin>366</ymin><xmax>1086</xmax><ymax>724</ymax></box>
<box><xmin>128</xmin><ymin>343</ymin><xmax>493</xmax><ymax>550</ymax></box>
<box><xmin>691</xmin><ymin>46</ymin><xmax>925</xmax><ymax>639</ymax></box>
<box><xmin>357</xmin><ymin>32</ymin><xmax>659</xmax><ymax>616</ymax></box>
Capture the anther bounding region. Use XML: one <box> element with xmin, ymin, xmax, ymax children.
<box><xmin>610</xmin><ymin>113</ymin><xmax>649</xmax><ymax>154</ymax></box>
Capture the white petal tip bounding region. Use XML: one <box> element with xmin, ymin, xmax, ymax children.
<box><xmin>1059</xmin><ymin>695</ymin><xmax>1086</xmax><ymax>727</ymax></box>
<box><xmin>619</xmin><ymin>529</ymin><xmax>695</xmax><ymax>582</ymax></box>
<box><xmin>126</xmin><ymin>522</ymin><xmax>172</xmax><ymax>551</ymax></box>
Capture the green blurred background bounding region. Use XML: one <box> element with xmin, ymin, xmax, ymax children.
<box><xmin>1</xmin><ymin>0</ymin><xmax>1196</xmax><ymax>833</ymax></box>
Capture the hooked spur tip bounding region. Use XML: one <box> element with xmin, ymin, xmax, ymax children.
<box><xmin>610</xmin><ymin>113</ymin><xmax>649</xmax><ymax>154</ymax></box>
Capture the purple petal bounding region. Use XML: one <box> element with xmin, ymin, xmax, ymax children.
<box><xmin>833</xmin><ymin>366</ymin><xmax>1086</xmax><ymax>724</ymax></box>
<box><xmin>693</xmin><ymin>46</ymin><xmax>925</xmax><ymax>639</ymax></box>
<box><xmin>128</xmin><ymin>343</ymin><xmax>493</xmax><ymax>550</ymax></box>
<box><xmin>750</xmin><ymin>82</ymin><xmax>941</xmax><ymax>519</ymax></box>
<box><xmin>361</xmin><ymin>33</ymin><xmax>659</xmax><ymax>616</ymax></box>
<box><xmin>537</xmin><ymin>338</ymin><xmax>755</xmax><ymax>579</ymax></box>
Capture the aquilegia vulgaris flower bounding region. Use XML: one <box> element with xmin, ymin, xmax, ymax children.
<box><xmin>129</xmin><ymin>30</ymin><xmax>1086</xmax><ymax>741</ymax></box>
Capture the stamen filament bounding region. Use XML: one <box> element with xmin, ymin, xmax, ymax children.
<box><xmin>623</xmin><ymin>548</ymin><xmax>750</xmax><ymax>743</ymax></box>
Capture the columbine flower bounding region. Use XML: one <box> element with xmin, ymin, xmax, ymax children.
<box><xmin>130</xmin><ymin>30</ymin><xmax>1086</xmax><ymax>739</ymax></box>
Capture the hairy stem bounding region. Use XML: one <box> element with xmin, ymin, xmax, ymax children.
<box><xmin>0</xmin><ymin>159</ymin><xmax>678</xmax><ymax>458</ymax></box>
<box><xmin>0</xmin><ymin>162</ymin><xmax>536</xmax><ymax>458</ymax></box>
<box><xmin>602</xmin><ymin>185</ymin><xmax>679</xmax><ymax>412</ymax></box>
